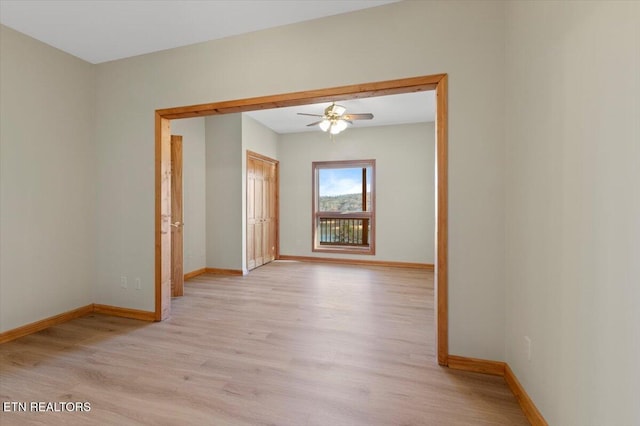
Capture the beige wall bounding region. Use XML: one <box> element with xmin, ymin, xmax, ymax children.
<box><xmin>204</xmin><ymin>115</ymin><xmax>243</xmax><ymax>271</ymax></box>
<box><xmin>279</xmin><ymin>122</ymin><xmax>435</xmax><ymax>264</ymax></box>
<box><xmin>242</xmin><ymin>115</ymin><xmax>279</xmax><ymax>162</ymax></box>
<box><xmin>504</xmin><ymin>1</ymin><xmax>640</xmax><ymax>424</ymax></box>
<box><xmin>93</xmin><ymin>0</ymin><xmax>508</xmax><ymax>358</ymax></box>
<box><xmin>0</xmin><ymin>26</ymin><xmax>96</xmax><ymax>331</ymax></box>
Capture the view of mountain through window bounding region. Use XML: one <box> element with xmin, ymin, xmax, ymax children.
<box><xmin>318</xmin><ymin>167</ymin><xmax>372</xmax><ymax>212</ymax></box>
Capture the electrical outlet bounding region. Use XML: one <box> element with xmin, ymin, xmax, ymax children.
<box><xmin>135</xmin><ymin>278</ymin><xmax>141</xmax><ymax>290</ymax></box>
<box><xmin>120</xmin><ymin>276</ymin><xmax>128</xmax><ymax>289</ymax></box>
<box><xmin>524</xmin><ymin>336</ymin><xmax>532</xmax><ymax>361</ymax></box>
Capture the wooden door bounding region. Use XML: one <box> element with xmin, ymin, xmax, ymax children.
<box><xmin>264</xmin><ymin>162</ymin><xmax>277</xmax><ymax>263</ymax></box>
<box><xmin>247</xmin><ymin>158</ymin><xmax>256</xmax><ymax>270</ymax></box>
<box><xmin>247</xmin><ymin>152</ymin><xmax>278</xmax><ymax>271</ymax></box>
<box><xmin>171</xmin><ymin>135</ymin><xmax>184</xmax><ymax>297</ymax></box>
<box><xmin>254</xmin><ymin>161</ymin><xmax>264</xmax><ymax>267</ymax></box>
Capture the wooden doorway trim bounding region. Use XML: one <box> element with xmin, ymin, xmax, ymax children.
<box><xmin>155</xmin><ymin>74</ymin><xmax>449</xmax><ymax>365</ymax></box>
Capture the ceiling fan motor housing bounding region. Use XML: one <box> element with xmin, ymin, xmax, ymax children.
<box><xmin>326</xmin><ymin>103</ymin><xmax>347</xmax><ymax>117</ymax></box>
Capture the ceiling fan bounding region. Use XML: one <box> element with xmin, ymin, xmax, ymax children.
<box><xmin>297</xmin><ymin>103</ymin><xmax>374</xmax><ymax>135</ymax></box>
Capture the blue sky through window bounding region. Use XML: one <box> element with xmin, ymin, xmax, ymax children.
<box><xmin>319</xmin><ymin>167</ymin><xmax>371</xmax><ymax>197</ymax></box>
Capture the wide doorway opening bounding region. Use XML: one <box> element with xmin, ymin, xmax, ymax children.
<box><xmin>155</xmin><ymin>74</ymin><xmax>449</xmax><ymax>365</ymax></box>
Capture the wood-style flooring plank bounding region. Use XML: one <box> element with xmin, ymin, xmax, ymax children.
<box><xmin>0</xmin><ymin>261</ymin><xmax>527</xmax><ymax>425</ymax></box>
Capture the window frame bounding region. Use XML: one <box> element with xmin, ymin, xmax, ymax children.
<box><xmin>312</xmin><ymin>159</ymin><xmax>376</xmax><ymax>255</ymax></box>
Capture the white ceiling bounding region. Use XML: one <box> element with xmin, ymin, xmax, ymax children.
<box><xmin>0</xmin><ymin>0</ymin><xmax>431</xmax><ymax>133</ymax></box>
<box><xmin>245</xmin><ymin>91</ymin><xmax>435</xmax><ymax>134</ymax></box>
<box><xmin>0</xmin><ymin>0</ymin><xmax>397</xmax><ymax>64</ymax></box>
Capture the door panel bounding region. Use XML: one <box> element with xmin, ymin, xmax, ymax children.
<box><xmin>247</xmin><ymin>158</ymin><xmax>256</xmax><ymax>270</ymax></box>
<box><xmin>269</xmin><ymin>163</ymin><xmax>277</xmax><ymax>261</ymax></box>
<box><xmin>262</xmin><ymin>221</ymin><xmax>271</xmax><ymax>263</ymax></box>
<box><xmin>255</xmin><ymin>165</ymin><xmax>264</xmax><ymax>267</ymax></box>
<box><xmin>255</xmin><ymin>170</ymin><xmax>263</xmax><ymax>222</ymax></box>
<box><xmin>255</xmin><ymin>222</ymin><xmax>264</xmax><ymax>267</ymax></box>
<box><xmin>247</xmin><ymin>223</ymin><xmax>256</xmax><ymax>270</ymax></box>
<box><xmin>171</xmin><ymin>135</ymin><xmax>184</xmax><ymax>297</ymax></box>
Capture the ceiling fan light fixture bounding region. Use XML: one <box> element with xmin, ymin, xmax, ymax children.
<box><xmin>319</xmin><ymin>119</ymin><xmax>331</xmax><ymax>132</ymax></box>
<box><xmin>328</xmin><ymin>119</ymin><xmax>348</xmax><ymax>135</ymax></box>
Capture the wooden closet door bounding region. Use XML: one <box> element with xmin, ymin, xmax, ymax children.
<box><xmin>247</xmin><ymin>152</ymin><xmax>278</xmax><ymax>271</ymax></box>
<box><xmin>264</xmin><ymin>162</ymin><xmax>276</xmax><ymax>263</ymax></box>
<box><xmin>247</xmin><ymin>157</ymin><xmax>257</xmax><ymax>270</ymax></box>
<box><xmin>254</xmin><ymin>162</ymin><xmax>264</xmax><ymax>267</ymax></box>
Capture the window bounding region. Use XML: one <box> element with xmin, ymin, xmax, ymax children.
<box><xmin>312</xmin><ymin>160</ymin><xmax>375</xmax><ymax>254</ymax></box>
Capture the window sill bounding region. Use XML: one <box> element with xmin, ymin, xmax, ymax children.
<box><xmin>312</xmin><ymin>245</ymin><xmax>375</xmax><ymax>256</ymax></box>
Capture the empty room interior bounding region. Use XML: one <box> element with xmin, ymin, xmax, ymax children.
<box><xmin>1</xmin><ymin>1</ymin><xmax>639</xmax><ymax>425</ymax></box>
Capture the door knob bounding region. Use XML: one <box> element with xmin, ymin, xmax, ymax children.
<box><xmin>170</xmin><ymin>221</ymin><xmax>183</xmax><ymax>228</ymax></box>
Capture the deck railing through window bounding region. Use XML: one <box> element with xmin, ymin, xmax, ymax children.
<box><xmin>318</xmin><ymin>217</ymin><xmax>370</xmax><ymax>246</ymax></box>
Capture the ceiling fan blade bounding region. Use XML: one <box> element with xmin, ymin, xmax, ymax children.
<box><xmin>306</xmin><ymin>120</ymin><xmax>323</xmax><ymax>127</ymax></box>
<box><xmin>297</xmin><ymin>113</ymin><xmax>324</xmax><ymax>117</ymax></box>
<box><xmin>343</xmin><ymin>113</ymin><xmax>374</xmax><ymax>120</ymax></box>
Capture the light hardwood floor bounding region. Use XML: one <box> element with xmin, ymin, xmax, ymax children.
<box><xmin>0</xmin><ymin>261</ymin><xmax>528</xmax><ymax>425</ymax></box>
